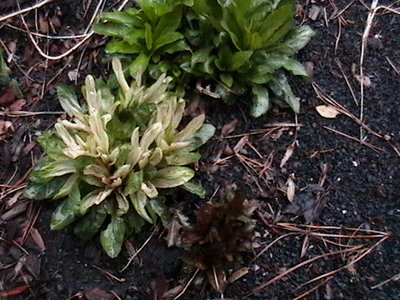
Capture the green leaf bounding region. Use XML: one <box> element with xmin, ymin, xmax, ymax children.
<box><xmin>53</xmin><ymin>174</ymin><xmax>79</xmax><ymax>199</ymax></box>
<box><xmin>165</xmin><ymin>152</ymin><xmax>201</xmax><ymax>165</ymax></box>
<box><xmin>124</xmin><ymin>29</ymin><xmax>145</xmax><ymax>45</ymax></box>
<box><xmin>151</xmin><ymin>166</ymin><xmax>194</xmax><ymax>188</ymax></box>
<box><xmin>248</xmin><ymin>70</ymin><xmax>274</xmax><ymax>85</ymax></box>
<box><xmin>106</xmin><ymin>40</ymin><xmax>144</xmax><ymax>54</ymax></box>
<box><xmin>186</xmin><ymin>124</ymin><xmax>215</xmax><ymax>151</ymax></box>
<box><xmin>124</xmin><ymin>210</ymin><xmax>146</xmax><ymax>235</ymax></box>
<box><xmin>129</xmin><ymin>53</ymin><xmax>150</xmax><ymax>77</ymax></box>
<box><xmin>220</xmin><ymin>9</ymin><xmax>244</xmax><ymax>50</ymax></box>
<box><xmin>191</xmin><ymin>47</ymin><xmax>213</xmax><ymax>68</ymax></box>
<box><xmin>228</xmin><ymin>51</ymin><xmax>253</xmax><ymax>71</ymax></box>
<box><xmin>283</xmin><ymin>58</ymin><xmax>309</xmax><ymax>77</ymax></box>
<box><xmin>113</xmin><ymin>143</ymin><xmax>129</xmax><ymax>167</ymax></box>
<box><xmin>29</xmin><ymin>156</ymin><xmax>55</xmax><ymax>183</ymax></box>
<box><xmin>268</xmin><ymin>73</ymin><xmax>300</xmax><ymax>113</ymax></box>
<box><xmin>99</xmin><ymin>11</ymin><xmax>140</xmax><ymax>25</ymax></box>
<box><xmin>258</xmin><ymin>0</ymin><xmax>294</xmax><ymax>42</ymax></box>
<box><xmin>182</xmin><ymin>181</ymin><xmax>206</xmax><ymax>198</ymax></box>
<box><xmin>37</xmin><ymin>130</ymin><xmax>66</xmax><ymax>160</ymax></box>
<box><xmin>263</xmin><ymin>18</ymin><xmax>294</xmax><ymax>48</ymax></box>
<box><xmin>79</xmin><ymin>189</ymin><xmax>107</xmax><ymax>215</ymax></box>
<box><xmin>144</xmin><ymin>23</ymin><xmax>153</xmax><ymax>50</ymax></box>
<box><xmin>153</xmin><ymin>7</ymin><xmax>183</xmax><ymax>38</ymax></box>
<box><xmin>100</xmin><ymin>217</ymin><xmax>126</xmax><ymax>258</ymax></box>
<box><xmin>250</xmin><ymin>85</ymin><xmax>271</xmax><ymax>118</ymax></box>
<box><xmin>154</xmin><ymin>32</ymin><xmax>184</xmax><ymax>51</ymax></box>
<box><xmin>270</xmin><ymin>25</ymin><xmax>315</xmax><ymax>55</ymax></box>
<box><xmin>50</xmin><ymin>183</ymin><xmax>81</xmax><ymax>230</ymax></box>
<box><xmin>57</xmin><ymin>86</ymin><xmax>84</xmax><ymax>118</ymax></box>
<box><xmin>162</xmin><ymin>40</ymin><xmax>188</xmax><ymax>54</ymax></box>
<box><xmin>74</xmin><ymin>204</ymin><xmax>108</xmax><ymax>240</ymax></box>
<box><xmin>148</xmin><ymin>198</ymin><xmax>170</xmax><ymax>226</ymax></box>
<box><xmin>130</xmin><ymin>191</ymin><xmax>153</xmax><ymax>223</ymax></box>
<box><xmin>93</xmin><ymin>23</ymin><xmax>131</xmax><ymax>38</ymax></box>
<box><xmin>39</xmin><ymin>159</ymin><xmax>76</xmax><ymax>178</ymax></box>
<box><xmin>81</xmin><ymin>175</ymin><xmax>103</xmax><ymax>187</ymax></box>
<box><xmin>24</xmin><ymin>176</ymin><xmax>68</xmax><ymax>200</ymax></box>
<box><xmin>220</xmin><ymin>73</ymin><xmax>233</xmax><ymax>88</ymax></box>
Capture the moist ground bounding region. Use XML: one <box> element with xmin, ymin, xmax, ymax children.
<box><xmin>0</xmin><ymin>1</ymin><xmax>399</xmax><ymax>299</ymax></box>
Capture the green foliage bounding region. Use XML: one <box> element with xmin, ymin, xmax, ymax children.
<box><xmin>0</xmin><ymin>48</ymin><xmax>23</xmax><ymax>97</ymax></box>
<box><xmin>24</xmin><ymin>58</ymin><xmax>215</xmax><ymax>258</ymax></box>
<box><xmin>94</xmin><ymin>0</ymin><xmax>314</xmax><ymax>117</ymax></box>
<box><xmin>93</xmin><ymin>0</ymin><xmax>193</xmax><ymax>78</ymax></box>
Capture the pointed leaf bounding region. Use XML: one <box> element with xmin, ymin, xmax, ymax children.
<box><xmin>144</xmin><ymin>23</ymin><xmax>153</xmax><ymax>50</ymax></box>
<box><xmin>148</xmin><ymin>198</ymin><xmax>171</xmax><ymax>227</ymax></box>
<box><xmin>106</xmin><ymin>40</ymin><xmax>144</xmax><ymax>54</ymax></box>
<box><xmin>191</xmin><ymin>47</ymin><xmax>213</xmax><ymax>68</ymax></box>
<box><xmin>24</xmin><ymin>176</ymin><xmax>68</xmax><ymax>200</ymax></box>
<box><xmin>74</xmin><ymin>204</ymin><xmax>108</xmax><ymax>240</ymax></box>
<box><xmin>129</xmin><ymin>53</ymin><xmax>150</xmax><ymax>77</ymax></box>
<box><xmin>50</xmin><ymin>183</ymin><xmax>81</xmax><ymax>230</ymax></box>
<box><xmin>99</xmin><ymin>11</ymin><xmax>139</xmax><ymax>25</ymax></box>
<box><xmin>154</xmin><ymin>32</ymin><xmax>184</xmax><ymax>50</ymax></box>
<box><xmin>250</xmin><ymin>85</ymin><xmax>271</xmax><ymax>118</ymax></box>
<box><xmin>154</xmin><ymin>8</ymin><xmax>182</xmax><ymax>38</ymax></box>
<box><xmin>124</xmin><ymin>210</ymin><xmax>146</xmax><ymax>235</ymax></box>
<box><xmin>268</xmin><ymin>73</ymin><xmax>300</xmax><ymax>113</ymax></box>
<box><xmin>165</xmin><ymin>153</ymin><xmax>201</xmax><ymax>166</ymax></box>
<box><xmin>53</xmin><ymin>174</ymin><xmax>79</xmax><ymax>199</ymax></box>
<box><xmin>100</xmin><ymin>217</ymin><xmax>126</xmax><ymax>258</ymax></box>
<box><xmin>283</xmin><ymin>58</ymin><xmax>310</xmax><ymax>77</ymax></box>
<box><xmin>124</xmin><ymin>171</ymin><xmax>144</xmax><ymax>195</ymax></box>
<box><xmin>270</xmin><ymin>25</ymin><xmax>315</xmax><ymax>55</ymax></box>
<box><xmin>220</xmin><ymin>73</ymin><xmax>233</xmax><ymax>88</ymax></box>
<box><xmin>228</xmin><ymin>51</ymin><xmax>253</xmax><ymax>71</ymax></box>
<box><xmin>93</xmin><ymin>23</ymin><xmax>131</xmax><ymax>38</ymax></box>
<box><xmin>259</xmin><ymin>0</ymin><xmax>294</xmax><ymax>42</ymax></box>
<box><xmin>185</xmin><ymin>124</ymin><xmax>215</xmax><ymax>151</ymax></box>
<box><xmin>37</xmin><ymin>130</ymin><xmax>66</xmax><ymax>160</ymax></box>
<box><xmin>152</xmin><ymin>167</ymin><xmax>194</xmax><ymax>188</ymax></box>
<box><xmin>57</xmin><ymin>86</ymin><xmax>84</xmax><ymax>119</ymax></box>
<box><xmin>130</xmin><ymin>191</ymin><xmax>153</xmax><ymax>223</ymax></box>
<box><xmin>182</xmin><ymin>181</ymin><xmax>206</xmax><ymax>198</ymax></box>
<box><xmin>28</xmin><ymin>156</ymin><xmax>55</xmax><ymax>184</ymax></box>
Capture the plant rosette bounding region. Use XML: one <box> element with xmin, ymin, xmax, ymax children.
<box><xmin>94</xmin><ymin>0</ymin><xmax>315</xmax><ymax>117</ymax></box>
<box><xmin>24</xmin><ymin>58</ymin><xmax>215</xmax><ymax>258</ymax></box>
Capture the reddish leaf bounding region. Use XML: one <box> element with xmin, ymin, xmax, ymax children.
<box><xmin>9</xmin><ymin>99</ymin><xmax>26</xmax><ymax>111</ymax></box>
<box><xmin>30</xmin><ymin>228</ymin><xmax>46</xmax><ymax>253</ymax></box>
<box><xmin>83</xmin><ymin>288</ymin><xmax>114</xmax><ymax>300</ymax></box>
<box><xmin>0</xmin><ymin>285</ymin><xmax>30</xmax><ymax>297</ymax></box>
<box><xmin>220</xmin><ymin>119</ymin><xmax>239</xmax><ymax>137</ymax></box>
<box><xmin>0</xmin><ymin>86</ymin><xmax>16</xmax><ymax>104</ymax></box>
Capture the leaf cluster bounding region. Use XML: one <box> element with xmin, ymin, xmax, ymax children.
<box><xmin>181</xmin><ymin>193</ymin><xmax>258</xmax><ymax>292</ymax></box>
<box><xmin>24</xmin><ymin>58</ymin><xmax>215</xmax><ymax>257</ymax></box>
<box><xmin>94</xmin><ymin>0</ymin><xmax>315</xmax><ymax>117</ymax></box>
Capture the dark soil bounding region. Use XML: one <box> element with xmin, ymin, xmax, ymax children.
<box><xmin>1</xmin><ymin>1</ymin><xmax>399</xmax><ymax>299</ymax></box>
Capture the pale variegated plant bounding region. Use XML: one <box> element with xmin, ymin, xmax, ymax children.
<box><xmin>24</xmin><ymin>58</ymin><xmax>215</xmax><ymax>257</ymax></box>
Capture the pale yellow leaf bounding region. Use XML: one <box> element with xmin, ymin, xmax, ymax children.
<box><xmin>315</xmin><ymin>105</ymin><xmax>340</xmax><ymax>119</ymax></box>
<box><xmin>286</xmin><ymin>176</ymin><xmax>296</xmax><ymax>202</ymax></box>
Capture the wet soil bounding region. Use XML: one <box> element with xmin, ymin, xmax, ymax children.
<box><xmin>1</xmin><ymin>0</ymin><xmax>399</xmax><ymax>299</ymax></box>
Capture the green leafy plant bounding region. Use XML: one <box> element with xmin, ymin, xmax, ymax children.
<box><xmin>0</xmin><ymin>48</ymin><xmax>23</xmax><ymax>98</ymax></box>
<box><xmin>94</xmin><ymin>0</ymin><xmax>314</xmax><ymax>117</ymax></box>
<box><xmin>24</xmin><ymin>58</ymin><xmax>215</xmax><ymax>257</ymax></box>
<box><xmin>185</xmin><ymin>0</ymin><xmax>315</xmax><ymax>116</ymax></box>
<box><xmin>181</xmin><ymin>192</ymin><xmax>258</xmax><ymax>292</ymax></box>
<box><xmin>94</xmin><ymin>0</ymin><xmax>193</xmax><ymax>78</ymax></box>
